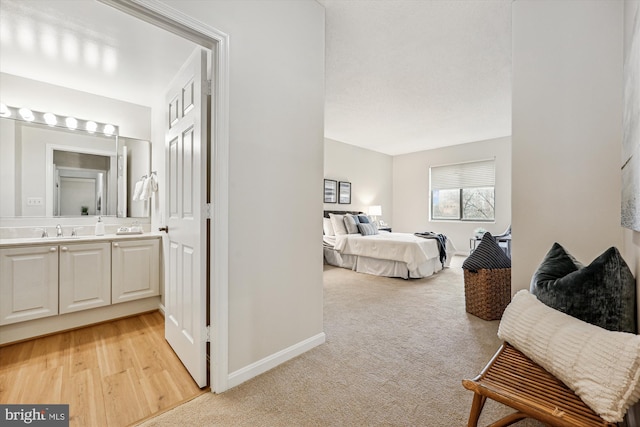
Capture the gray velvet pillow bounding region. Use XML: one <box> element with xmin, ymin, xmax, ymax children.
<box><xmin>530</xmin><ymin>243</ymin><xmax>637</xmax><ymax>334</ymax></box>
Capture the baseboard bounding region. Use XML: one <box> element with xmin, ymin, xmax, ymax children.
<box><xmin>227</xmin><ymin>332</ymin><xmax>326</xmax><ymax>389</ymax></box>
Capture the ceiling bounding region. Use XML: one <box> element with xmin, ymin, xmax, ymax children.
<box><xmin>319</xmin><ymin>0</ymin><xmax>512</xmax><ymax>155</ymax></box>
<box><xmin>0</xmin><ymin>0</ymin><xmax>196</xmax><ymax>108</ymax></box>
<box><xmin>0</xmin><ymin>0</ymin><xmax>512</xmax><ymax>156</ymax></box>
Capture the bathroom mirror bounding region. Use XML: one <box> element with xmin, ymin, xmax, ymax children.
<box><xmin>0</xmin><ymin>117</ymin><xmax>151</xmax><ymax>219</ymax></box>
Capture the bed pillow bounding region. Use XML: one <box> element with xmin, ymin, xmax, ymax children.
<box><xmin>329</xmin><ymin>213</ymin><xmax>348</xmax><ymax>236</ymax></box>
<box><xmin>322</xmin><ymin>218</ymin><xmax>335</xmax><ymax>236</ymax></box>
<box><xmin>357</xmin><ymin>223</ymin><xmax>378</xmax><ymax>236</ymax></box>
<box><xmin>498</xmin><ymin>290</ymin><xmax>640</xmax><ymax>423</ymax></box>
<box><xmin>343</xmin><ymin>214</ymin><xmax>360</xmax><ymax>234</ymax></box>
<box><xmin>530</xmin><ymin>244</ymin><xmax>637</xmax><ymax>334</ymax></box>
<box><xmin>357</xmin><ymin>215</ymin><xmax>370</xmax><ymax>224</ymax></box>
<box><xmin>462</xmin><ymin>232</ymin><xmax>511</xmax><ymax>271</ymax></box>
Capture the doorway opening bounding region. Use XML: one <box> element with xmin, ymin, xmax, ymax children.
<box><xmin>97</xmin><ymin>0</ymin><xmax>230</xmax><ymax>393</ymax></box>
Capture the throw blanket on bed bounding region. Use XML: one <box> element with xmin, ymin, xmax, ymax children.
<box><xmin>333</xmin><ymin>232</ymin><xmax>441</xmax><ymax>271</ymax></box>
<box><xmin>414</xmin><ymin>232</ymin><xmax>448</xmax><ymax>266</ymax></box>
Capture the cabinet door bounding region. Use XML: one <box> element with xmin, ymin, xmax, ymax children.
<box><xmin>59</xmin><ymin>242</ymin><xmax>111</xmax><ymax>314</ymax></box>
<box><xmin>0</xmin><ymin>245</ymin><xmax>59</xmax><ymax>325</ymax></box>
<box><xmin>112</xmin><ymin>239</ymin><xmax>160</xmax><ymax>303</ymax></box>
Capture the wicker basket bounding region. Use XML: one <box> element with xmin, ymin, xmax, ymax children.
<box><xmin>463</xmin><ymin>268</ymin><xmax>511</xmax><ymax>321</ymax></box>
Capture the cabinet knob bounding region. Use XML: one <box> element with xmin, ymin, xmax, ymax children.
<box><xmin>61</xmin><ymin>247</ymin><xmax>68</xmax><ymax>252</ymax></box>
<box><xmin>50</xmin><ymin>247</ymin><xmax>57</xmax><ymax>252</ymax></box>
<box><xmin>113</xmin><ymin>242</ymin><xmax>119</xmax><ymax>247</ymax></box>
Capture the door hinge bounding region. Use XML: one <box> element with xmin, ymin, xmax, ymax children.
<box><xmin>205</xmin><ymin>325</ymin><xmax>211</xmax><ymax>343</ymax></box>
<box><xmin>205</xmin><ymin>79</ymin><xmax>212</xmax><ymax>96</ymax></box>
<box><xmin>205</xmin><ymin>203</ymin><xmax>212</xmax><ymax>219</ymax></box>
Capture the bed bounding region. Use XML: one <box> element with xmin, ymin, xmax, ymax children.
<box><xmin>323</xmin><ymin>210</ymin><xmax>455</xmax><ymax>279</ymax></box>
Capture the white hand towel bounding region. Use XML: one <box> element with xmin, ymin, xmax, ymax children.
<box><xmin>150</xmin><ymin>174</ymin><xmax>158</xmax><ymax>192</ymax></box>
<box><xmin>132</xmin><ymin>180</ymin><xmax>144</xmax><ymax>201</ymax></box>
<box><xmin>139</xmin><ymin>177</ymin><xmax>151</xmax><ymax>200</ymax></box>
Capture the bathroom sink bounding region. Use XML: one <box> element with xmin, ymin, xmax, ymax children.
<box><xmin>45</xmin><ymin>236</ymin><xmax>80</xmax><ymax>240</ymax></box>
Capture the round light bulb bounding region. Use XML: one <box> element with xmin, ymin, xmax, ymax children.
<box><xmin>103</xmin><ymin>124</ymin><xmax>115</xmax><ymax>136</ymax></box>
<box><xmin>43</xmin><ymin>112</ymin><xmax>57</xmax><ymax>126</ymax></box>
<box><xmin>65</xmin><ymin>116</ymin><xmax>78</xmax><ymax>130</ymax></box>
<box><xmin>19</xmin><ymin>107</ymin><xmax>34</xmax><ymax>121</ymax></box>
<box><xmin>86</xmin><ymin>121</ymin><xmax>97</xmax><ymax>133</ymax></box>
<box><xmin>0</xmin><ymin>104</ymin><xmax>11</xmax><ymax>118</ymax></box>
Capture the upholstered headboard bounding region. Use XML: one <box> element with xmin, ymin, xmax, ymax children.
<box><xmin>323</xmin><ymin>210</ymin><xmax>363</xmax><ymax>218</ymax></box>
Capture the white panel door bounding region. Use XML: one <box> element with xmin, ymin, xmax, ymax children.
<box><xmin>164</xmin><ymin>48</ymin><xmax>208</xmax><ymax>388</ymax></box>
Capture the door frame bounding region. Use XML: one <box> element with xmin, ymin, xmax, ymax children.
<box><xmin>98</xmin><ymin>0</ymin><xmax>230</xmax><ymax>393</ymax></box>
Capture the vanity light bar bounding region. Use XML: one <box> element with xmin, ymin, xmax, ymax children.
<box><xmin>0</xmin><ymin>103</ymin><xmax>119</xmax><ymax>136</ymax></box>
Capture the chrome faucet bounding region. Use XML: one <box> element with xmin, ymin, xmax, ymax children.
<box><xmin>38</xmin><ymin>228</ymin><xmax>48</xmax><ymax>238</ymax></box>
<box><xmin>56</xmin><ymin>224</ymin><xmax>63</xmax><ymax>237</ymax></box>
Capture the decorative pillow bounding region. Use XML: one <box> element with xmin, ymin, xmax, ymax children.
<box><xmin>343</xmin><ymin>214</ymin><xmax>360</xmax><ymax>234</ymax></box>
<box><xmin>357</xmin><ymin>215</ymin><xmax>370</xmax><ymax>224</ymax></box>
<box><xmin>498</xmin><ymin>290</ymin><xmax>640</xmax><ymax>423</ymax></box>
<box><xmin>322</xmin><ymin>218</ymin><xmax>335</xmax><ymax>236</ymax></box>
<box><xmin>462</xmin><ymin>232</ymin><xmax>511</xmax><ymax>271</ymax></box>
<box><xmin>530</xmin><ymin>243</ymin><xmax>637</xmax><ymax>334</ymax></box>
<box><xmin>329</xmin><ymin>213</ymin><xmax>348</xmax><ymax>236</ymax></box>
<box><xmin>357</xmin><ymin>223</ymin><xmax>378</xmax><ymax>236</ymax></box>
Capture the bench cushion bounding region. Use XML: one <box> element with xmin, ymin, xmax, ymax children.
<box><xmin>498</xmin><ymin>290</ymin><xmax>640</xmax><ymax>423</ymax></box>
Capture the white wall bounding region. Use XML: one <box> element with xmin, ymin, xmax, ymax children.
<box><xmin>392</xmin><ymin>136</ymin><xmax>511</xmax><ymax>253</ymax></box>
<box><xmin>512</xmin><ymin>0</ymin><xmax>624</xmax><ymax>292</ymax></box>
<box><xmin>323</xmin><ymin>138</ymin><xmax>393</xmax><ymax>221</ymax></box>
<box><xmin>159</xmin><ymin>0</ymin><xmax>325</xmax><ymax>375</ymax></box>
<box><xmin>0</xmin><ymin>73</ymin><xmax>151</xmax><ymax>140</ymax></box>
<box><xmin>623</xmin><ymin>0</ymin><xmax>640</xmax><ymax>336</ymax></box>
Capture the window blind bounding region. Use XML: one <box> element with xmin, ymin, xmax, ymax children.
<box><xmin>430</xmin><ymin>159</ymin><xmax>495</xmax><ymax>190</ymax></box>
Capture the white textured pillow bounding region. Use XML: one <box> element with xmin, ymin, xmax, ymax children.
<box><xmin>498</xmin><ymin>290</ymin><xmax>640</xmax><ymax>423</ymax></box>
<box><xmin>329</xmin><ymin>213</ymin><xmax>348</xmax><ymax>236</ymax></box>
<box><xmin>322</xmin><ymin>218</ymin><xmax>335</xmax><ymax>236</ymax></box>
<box><xmin>343</xmin><ymin>214</ymin><xmax>360</xmax><ymax>234</ymax></box>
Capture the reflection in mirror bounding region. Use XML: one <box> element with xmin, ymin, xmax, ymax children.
<box><xmin>118</xmin><ymin>137</ymin><xmax>151</xmax><ymax>218</ymax></box>
<box><xmin>0</xmin><ymin>117</ymin><xmax>151</xmax><ymax>219</ymax></box>
<box><xmin>54</xmin><ymin>150</ymin><xmax>114</xmax><ymax>216</ymax></box>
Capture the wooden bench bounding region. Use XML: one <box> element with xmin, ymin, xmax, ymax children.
<box><xmin>462</xmin><ymin>342</ymin><xmax>616</xmax><ymax>427</ymax></box>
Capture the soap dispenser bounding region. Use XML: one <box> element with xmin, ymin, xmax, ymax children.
<box><xmin>95</xmin><ymin>216</ymin><xmax>105</xmax><ymax>236</ymax></box>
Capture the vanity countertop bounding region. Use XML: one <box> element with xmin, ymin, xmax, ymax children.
<box><xmin>0</xmin><ymin>232</ymin><xmax>162</xmax><ymax>248</ymax></box>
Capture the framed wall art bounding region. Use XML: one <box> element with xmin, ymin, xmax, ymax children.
<box><xmin>339</xmin><ymin>181</ymin><xmax>351</xmax><ymax>204</ymax></box>
<box><xmin>324</xmin><ymin>179</ymin><xmax>337</xmax><ymax>203</ymax></box>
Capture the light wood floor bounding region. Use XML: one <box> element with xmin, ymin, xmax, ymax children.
<box><xmin>0</xmin><ymin>311</ymin><xmax>205</xmax><ymax>426</ymax></box>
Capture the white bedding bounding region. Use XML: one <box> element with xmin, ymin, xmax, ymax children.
<box><xmin>325</xmin><ymin>231</ymin><xmax>455</xmax><ymax>279</ymax></box>
<box><xmin>333</xmin><ymin>231</ymin><xmax>444</xmax><ymax>271</ymax></box>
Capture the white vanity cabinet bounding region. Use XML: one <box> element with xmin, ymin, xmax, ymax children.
<box><xmin>0</xmin><ymin>235</ymin><xmax>162</xmax><ymax>343</ymax></box>
<box><xmin>111</xmin><ymin>238</ymin><xmax>160</xmax><ymax>303</ymax></box>
<box><xmin>59</xmin><ymin>242</ymin><xmax>111</xmax><ymax>314</ymax></box>
<box><xmin>0</xmin><ymin>245</ymin><xmax>59</xmax><ymax>325</ymax></box>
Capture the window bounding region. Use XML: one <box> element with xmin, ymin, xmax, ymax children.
<box><xmin>430</xmin><ymin>159</ymin><xmax>495</xmax><ymax>221</ymax></box>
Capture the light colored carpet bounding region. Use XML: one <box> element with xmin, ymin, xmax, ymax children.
<box><xmin>137</xmin><ymin>256</ymin><xmax>543</xmax><ymax>427</ymax></box>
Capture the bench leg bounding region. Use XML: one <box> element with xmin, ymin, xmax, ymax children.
<box><xmin>487</xmin><ymin>412</ymin><xmax>529</xmax><ymax>427</ymax></box>
<box><xmin>467</xmin><ymin>393</ymin><xmax>487</xmax><ymax>427</ymax></box>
